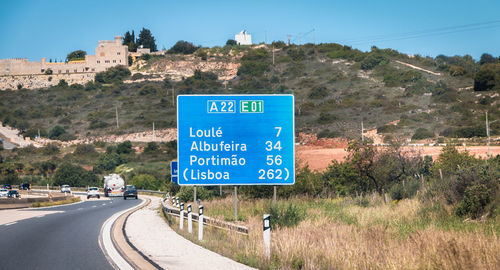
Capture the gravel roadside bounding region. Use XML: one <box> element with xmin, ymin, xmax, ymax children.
<box><xmin>125</xmin><ymin>196</ymin><xmax>255</xmax><ymax>270</ymax></box>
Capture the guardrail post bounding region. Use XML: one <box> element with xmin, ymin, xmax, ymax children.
<box><xmin>263</xmin><ymin>214</ymin><xmax>271</xmax><ymax>259</ymax></box>
<box><xmin>176</xmin><ymin>197</ymin><xmax>180</xmax><ymax>207</ymax></box>
<box><xmin>187</xmin><ymin>204</ymin><xmax>192</xmax><ymax>233</ymax></box>
<box><xmin>198</xmin><ymin>205</ymin><xmax>204</xmax><ymax>240</ymax></box>
<box><xmin>179</xmin><ymin>203</ymin><xmax>184</xmax><ymax>229</ymax></box>
<box><xmin>172</xmin><ymin>198</ymin><xmax>175</xmax><ymax>205</ymax></box>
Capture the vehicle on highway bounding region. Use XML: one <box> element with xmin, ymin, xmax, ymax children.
<box><xmin>123</xmin><ymin>185</ymin><xmax>138</xmax><ymax>200</ymax></box>
<box><xmin>2</xmin><ymin>184</ymin><xmax>12</xmax><ymax>190</ymax></box>
<box><xmin>60</xmin><ymin>185</ymin><xmax>71</xmax><ymax>193</ymax></box>
<box><xmin>103</xmin><ymin>174</ymin><xmax>124</xmax><ymax>197</ymax></box>
<box><xmin>0</xmin><ymin>189</ymin><xmax>8</xmax><ymax>197</ymax></box>
<box><xmin>87</xmin><ymin>187</ymin><xmax>100</xmax><ymax>199</ymax></box>
<box><xmin>19</xmin><ymin>183</ymin><xmax>30</xmax><ymax>190</ymax></box>
<box><xmin>7</xmin><ymin>190</ymin><xmax>19</xmax><ymax>198</ymax></box>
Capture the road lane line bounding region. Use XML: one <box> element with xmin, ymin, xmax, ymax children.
<box><xmin>99</xmin><ymin>199</ymin><xmax>146</xmax><ymax>270</ymax></box>
<box><xmin>92</xmin><ymin>205</ymin><xmax>97</xmax><ymax>208</ymax></box>
<box><xmin>5</xmin><ymin>222</ymin><xmax>17</xmax><ymax>226</ymax></box>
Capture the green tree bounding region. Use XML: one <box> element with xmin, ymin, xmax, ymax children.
<box><xmin>479</xmin><ymin>53</ymin><xmax>497</xmax><ymax>65</ymax></box>
<box><xmin>66</xmin><ymin>50</ymin><xmax>86</xmax><ymax>61</ymax></box>
<box><xmin>49</xmin><ymin>125</ymin><xmax>66</xmax><ymax>139</ymax></box>
<box><xmin>123</xmin><ymin>30</ymin><xmax>137</xmax><ymax>52</ymax></box>
<box><xmin>474</xmin><ymin>63</ymin><xmax>500</xmax><ymax>91</ymax></box>
<box><xmin>136</xmin><ymin>28</ymin><xmax>157</xmax><ymax>52</ymax></box>
<box><xmin>93</xmin><ymin>153</ymin><xmax>125</xmax><ymax>173</ymax></box>
<box><xmin>226</xmin><ymin>39</ymin><xmax>237</xmax><ymax>46</ymax></box>
<box><xmin>116</xmin><ymin>140</ymin><xmax>133</xmax><ymax>154</ymax></box>
<box><xmin>168</xmin><ymin>41</ymin><xmax>199</xmax><ymax>55</ymax></box>
<box><xmin>54</xmin><ymin>162</ymin><xmax>99</xmax><ymax>187</ymax></box>
<box><xmin>131</xmin><ymin>174</ymin><xmax>157</xmax><ymax>190</ymax></box>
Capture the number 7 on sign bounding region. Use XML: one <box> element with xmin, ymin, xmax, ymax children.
<box><xmin>275</xmin><ymin>127</ymin><xmax>282</xmax><ymax>137</ymax></box>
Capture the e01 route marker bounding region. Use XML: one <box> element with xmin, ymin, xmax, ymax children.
<box><xmin>177</xmin><ymin>95</ymin><xmax>294</xmax><ymax>186</ymax></box>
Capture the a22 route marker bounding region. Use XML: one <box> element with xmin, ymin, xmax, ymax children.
<box><xmin>177</xmin><ymin>95</ymin><xmax>294</xmax><ymax>186</ymax></box>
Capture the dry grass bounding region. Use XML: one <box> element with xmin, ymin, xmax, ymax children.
<box><xmin>31</xmin><ymin>197</ymin><xmax>81</xmax><ymax>208</ymax></box>
<box><xmin>164</xmin><ymin>196</ymin><xmax>500</xmax><ymax>269</ymax></box>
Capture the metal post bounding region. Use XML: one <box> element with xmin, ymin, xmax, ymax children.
<box><xmin>187</xmin><ymin>204</ymin><xmax>192</xmax><ymax>233</ymax></box>
<box><xmin>180</xmin><ymin>203</ymin><xmax>184</xmax><ymax>230</ymax></box>
<box><xmin>176</xmin><ymin>197</ymin><xmax>179</xmax><ymax>208</ymax></box>
<box><xmin>194</xmin><ymin>186</ymin><xmax>197</xmax><ymax>209</ymax></box>
<box><xmin>234</xmin><ymin>186</ymin><xmax>238</xmax><ymax>221</ymax></box>
<box><xmin>219</xmin><ymin>185</ymin><xmax>222</xmax><ymax>196</ymax></box>
<box><xmin>198</xmin><ymin>205</ymin><xmax>204</xmax><ymax>241</ymax></box>
<box><xmin>273</xmin><ymin>186</ymin><xmax>277</xmax><ymax>206</ymax></box>
<box><xmin>263</xmin><ymin>214</ymin><xmax>271</xmax><ymax>259</ymax></box>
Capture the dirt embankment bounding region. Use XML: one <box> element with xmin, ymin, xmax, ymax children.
<box><xmin>129</xmin><ymin>54</ymin><xmax>240</xmax><ymax>82</ymax></box>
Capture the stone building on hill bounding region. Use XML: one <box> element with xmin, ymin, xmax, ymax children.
<box><xmin>0</xmin><ymin>36</ymin><xmax>128</xmax><ymax>76</ymax></box>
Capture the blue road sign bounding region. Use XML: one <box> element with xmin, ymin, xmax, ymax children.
<box><xmin>171</xmin><ymin>175</ymin><xmax>178</xmax><ymax>185</ymax></box>
<box><xmin>171</xmin><ymin>161</ymin><xmax>178</xmax><ymax>176</ymax></box>
<box><xmin>177</xmin><ymin>95</ymin><xmax>294</xmax><ymax>186</ymax></box>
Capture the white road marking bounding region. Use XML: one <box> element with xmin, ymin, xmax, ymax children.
<box><xmin>92</xmin><ymin>205</ymin><xmax>97</xmax><ymax>208</ymax></box>
<box><xmin>77</xmin><ymin>208</ymin><xmax>83</xmax><ymax>210</ymax></box>
<box><xmin>102</xmin><ymin>203</ymin><xmax>106</xmax><ymax>206</ymax></box>
<box><xmin>99</xmin><ymin>199</ymin><xmax>146</xmax><ymax>270</ymax></box>
<box><xmin>36</xmin><ymin>215</ymin><xmax>45</xmax><ymax>218</ymax></box>
<box><xmin>5</xmin><ymin>222</ymin><xmax>17</xmax><ymax>226</ymax></box>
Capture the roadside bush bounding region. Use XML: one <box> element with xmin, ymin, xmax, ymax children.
<box><xmin>390</xmin><ymin>178</ymin><xmax>420</xmax><ymax>200</ymax></box>
<box><xmin>41</xmin><ymin>143</ymin><xmax>60</xmax><ymax>155</ymax></box>
<box><xmin>317</xmin><ymin>129</ymin><xmax>341</xmax><ymax>138</ymax></box>
<box><xmin>176</xmin><ymin>186</ymin><xmax>212</xmax><ymax>202</ymax></box>
<box><xmin>455</xmin><ymin>184</ymin><xmax>491</xmax><ymax>219</ymax></box>
<box><xmin>93</xmin><ymin>153</ymin><xmax>125</xmax><ymax>173</ymax></box>
<box><xmin>54</xmin><ymin>162</ymin><xmax>99</xmax><ymax>187</ymax></box>
<box><xmin>268</xmin><ymin>203</ymin><xmax>305</xmax><ymax>229</ymax></box>
<box><xmin>131</xmin><ymin>174</ymin><xmax>158</xmax><ymax>190</ymax></box>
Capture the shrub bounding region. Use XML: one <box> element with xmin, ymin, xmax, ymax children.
<box><xmin>411</xmin><ymin>128</ymin><xmax>434</xmax><ymax>140</ymax></box>
<box><xmin>54</xmin><ymin>162</ymin><xmax>99</xmax><ymax>187</ymax></box>
<box><xmin>377</xmin><ymin>124</ymin><xmax>397</xmax><ymax>133</ymax></box>
<box><xmin>317</xmin><ymin>112</ymin><xmax>338</xmax><ymax>124</ymax></box>
<box><xmin>268</xmin><ymin>204</ymin><xmax>305</xmax><ymax>229</ymax></box>
<box><xmin>308</xmin><ymin>86</ymin><xmax>329</xmax><ymax>99</ymax></box>
<box><xmin>95</xmin><ymin>66</ymin><xmax>131</xmax><ymax>84</ymax></box>
<box><xmin>176</xmin><ymin>186</ymin><xmax>212</xmax><ymax>202</ymax></box>
<box><xmin>74</xmin><ymin>144</ymin><xmax>96</xmax><ymax>155</ymax></box>
<box><xmin>474</xmin><ymin>63</ymin><xmax>500</xmax><ymax>91</ymax></box>
<box><xmin>131</xmin><ymin>174</ymin><xmax>158</xmax><ymax>190</ymax></box>
<box><xmin>449</xmin><ymin>65</ymin><xmax>466</xmax><ymax>76</ymax></box>
<box><xmin>390</xmin><ymin>178</ymin><xmax>421</xmax><ymax>200</ymax></box>
<box><xmin>455</xmin><ymin>184</ymin><xmax>491</xmax><ymax>219</ymax></box>
<box><xmin>361</xmin><ymin>54</ymin><xmax>389</xmax><ymax>70</ymax></box>
<box><xmin>116</xmin><ymin>140</ymin><xmax>133</xmax><ymax>154</ymax></box>
<box><xmin>168</xmin><ymin>41</ymin><xmax>199</xmax><ymax>55</ymax></box>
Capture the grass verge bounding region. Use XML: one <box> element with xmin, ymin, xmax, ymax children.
<box><xmin>31</xmin><ymin>197</ymin><xmax>81</xmax><ymax>208</ymax></box>
<box><xmin>161</xmin><ymin>196</ymin><xmax>500</xmax><ymax>269</ymax></box>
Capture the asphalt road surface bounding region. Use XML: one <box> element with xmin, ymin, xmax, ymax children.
<box><xmin>0</xmin><ymin>197</ymin><xmax>141</xmax><ymax>270</ymax></box>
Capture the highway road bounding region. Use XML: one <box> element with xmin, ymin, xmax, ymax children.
<box><xmin>0</xmin><ymin>197</ymin><xmax>141</xmax><ymax>270</ymax></box>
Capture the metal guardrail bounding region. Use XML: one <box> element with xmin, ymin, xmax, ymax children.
<box><xmin>160</xmin><ymin>198</ymin><xmax>248</xmax><ymax>235</ymax></box>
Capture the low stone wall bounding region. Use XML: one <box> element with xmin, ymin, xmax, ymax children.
<box><xmin>0</xmin><ymin>73</ymin><xmax>95</xmax><ymax>90</ymax></box>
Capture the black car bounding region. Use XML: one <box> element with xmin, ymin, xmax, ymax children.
<box><xmin>123</xmin><ymin>185</ymin><xmax>138</xmax><ymax>200</ymax></box>
<box><xmin>7</xmin><ymin>190</ymin><xmax>19</xmax><ymax>198</ymax></box>
<box><xmin>2</xmin><ymin>184</ymin><xmax>12</xmax><ymax>190</ymax></box>
<box><xmin>19</xmin><ymin>183</ymin><xmax>30</xmax><ymax>190</ymax></box>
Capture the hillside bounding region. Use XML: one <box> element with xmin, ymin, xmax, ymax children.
<box><xmin>0</xmin><ymin>43</ymin><xmax>498</xmax><ymax>143</ymax></box>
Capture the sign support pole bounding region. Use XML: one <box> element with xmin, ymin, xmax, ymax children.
<box><xmin>234</xmin><ymin>186</ymin><xmax>238</xmax><ymax>221</ymax></box>
<box><xmin>194</xmin><ymin>186</ymin><xmax>197</xmax><ymax>209</ymax></box>
<box><xmin>273</xmin><ymin>186</ymin><xmax>277</xmax><ymax>206</ymax></box>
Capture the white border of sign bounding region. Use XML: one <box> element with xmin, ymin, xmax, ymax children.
<box><xmin>176</xmin><ymin>94</ymin><xmax>295</xmax><ymax>186</ymax></box>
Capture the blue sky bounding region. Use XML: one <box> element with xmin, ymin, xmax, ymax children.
<box><xmin>1</xmin><ymin>0</ymin><xmax>499</xmax><ymax>61</ymax></box>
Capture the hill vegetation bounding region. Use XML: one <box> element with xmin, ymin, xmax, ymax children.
<box><xmin>1</xmin><ymin>43</ymin><xmax>499</xmax><ymax>142</ymax></box>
